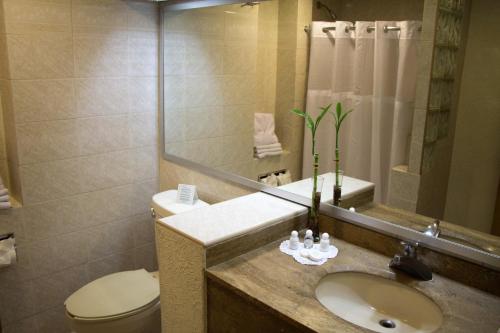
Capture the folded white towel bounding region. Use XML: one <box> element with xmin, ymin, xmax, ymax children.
<box><xmin>0</xmin><ymin>188</ymin><xmax>8</xmax><ymax>196</ymax></box>
<box><xmin>255</xmin><ymin>147</ymin><xmax>283</xmax><ymax>154</ymax></box>
<box><xmin>254</xmin><ymin>143</ymin><xmax>282</xmax><ymax>150</ymax></box>
<box><xmin>0</xmin><ymin>202</ymin><xmax>11</xmax><ymax>210</ymax></box>
<box><xmin>254</xmin><ymin>113</ymin><xmax>279</xmax><ymax>146</ymax></box>
<box><xmin>0</xmin><ymin>195</ymin><xmax>8</xmax><ymax>202</ymax></box>
<box><xmin>254</xmin><ymin>150</ymin><xmax>283</xmax><ymax>159</ymax></box>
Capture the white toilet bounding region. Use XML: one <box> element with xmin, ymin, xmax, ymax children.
<box><xmin>64</xmin><ymin>190</ymin><xmax>209</xmax><ymax>333</ymax></box>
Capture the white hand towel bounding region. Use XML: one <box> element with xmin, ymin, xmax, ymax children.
<box><xmin>0</xmin><ymin>195</ymin><xmax>9</xmax><ymax>202</ymax></box>
<box><xmin>254</xmin><ymin>113</ymin><xmax>279</xmax><ymax>146</ymax></box>
<box><xmin>254</xmin><ymin>150</ymin><xmax>283</xmax><ymax>159</ymax></box>
<box><xmin>255</xmin><ymin>147</ymin><xmax>283</xmax><ymax>154</ymax></box>
<box><xmin>254</xmin><ymin>143</ymin><xmax>282</xmax><ymax>150</ymax></box>
<box><xmin>0</xmin><ymin>202</ymin><xmax>11</xmax><ymax>210</ymax></box>
<box><xmin>0</xmin><ymin>188</ymin><xmax>8</xmax><ymax>196</ymax></box>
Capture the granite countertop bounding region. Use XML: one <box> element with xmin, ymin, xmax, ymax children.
<box><xmin>207</xmin><ymin>238</ymin><xmax>500</xmax><ymax>332</ymax></box>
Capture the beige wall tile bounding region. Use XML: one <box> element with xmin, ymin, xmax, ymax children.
<box><xmin>35</xmin><ymin>305</ymin><xmax>69</xmax><ymax>333</ymax></box>
<box><xmin>222</xmin><ymin>104</ymin><xmax>254</xmax><ymax>137</ymax></box>
<box><xmin>16</xmin><ymin>119</ymin><xmax>80</xmax><ymax>164</ymax></box>
<box><xmin>6</xmin><ymin>32</ymin><xmax>74</xmax><ymax>79</ymax></box>
<box><xmin>132</xmin><ymin>213</ymin><xmax>155</xmax><ymax>247</ymax></box>
<box><xmin>128</xmin><ymin>77</ymin><xmax>157</xmax><ymax>114</ymax></box>
<box><xmin>126</xmin><ymin>2</ymin><xmax>158</xmax><ymax>31</ymax></box>
<box><xmin>2</xmin><ymin>316</ymin><xmax>38</xmax><ymax>333</ymax></box>
<box><xmin>131</xmin><ymin>146</ymin><xmax>158</xmax><ymax>182</ymax></box>
<box><xmin>223</xmin><ymin>74</ymin><xmax>256</xmax><ymax>105</ymax></box>
<box><xmin>134</xmin><ymin>242</ymin><xmax>157</xmax><ymax>272</ymax></box>
<box><xmin>72</xmin><ymin>1</ymin><xmax>127</xmax><ymax>29</ymax></box>
<box><xmin>86</xmin><ymin>250</ymin><xmax>135</xmax><ymax>282</ymax></box>
<box><xmin>164</xmin><ymin>75</ymin><xmax>185</xmax><ymax>108</ymax></box>
<box><xmin>184</xmin><ymin>106</ymin><xmax>223</xmax><ymax>140</ymax></box>
<box><xmin>0</xmin><ymin>279</ymin><xmax>36</xmax><ymax>324</ymax></box>
<box><xmin>32</xmin><ymin>265</ymin><xmax>88</xmax><ymax>312</ymax></box>
<box><xmin>74</xmin><ymin>33</ymin><xmax>128</xmax><ymax>77</ymax></box>
<box><xmin>130</xmin><ymin>179</ymin><xmax>158</xmax><ymax>215</ymax></box>
<box><xmin>27</xmin><ymin>230</ymin><xmax>90</xmax><ymax>278</ymax></box>
<box><xmin>12</xmin><ymin>79</ymin><xmax>76</xmax><ymax>122</ymax></box>
<box><xmin>0</xmin><ymin>2</ymin><xmax>160</xmax><ymax>331</ymax></box>
<box><xmin>79</xmin><ymin>150</ymin><xmax>133</xmax><ymax>193</ymax></box>
<box><xmin>75</xmin><ymin>78</ymin><xmax>128</xmax><ymax>117</ymax></box>
<box><xmin>129</xmin><ymin>112</ymin><xmax>157</xmax><ymax>148</ymax></box>
<box><xmin>79</xmin><ymin>185</ymin><xmax>134</xmax><ymax>226</ymax></box>
<box><xmin>128</xmin><ymin>31</ymin><xmax>158</xmax><ymax>77</ymax></box>
<box><xmin>77</xmin><ymin>115</ymin><xmax>129</xmax><ymax>155</ymax></box>
<box><xmin>20</xmin><ymin>158</ymin><xmax>82</xmax><ymax>204</ymax></box>
<box><xmin>3</xmin><ymin>0</ymin><xmax>71</xmax><ymax>34</ymax></box>
<box><xmin>185</xmin><ymin>75</ymin><xmax>224</xmax><ymax>107</ymax></box>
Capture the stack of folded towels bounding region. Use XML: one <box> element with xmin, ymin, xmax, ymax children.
<box><xmin>0</xmin><ymin>176</ymin><xmax>11</xmax><ymax>210</ymax></box>
<box><xmin>254</xmin><ymin>113</ymin><xmax>283</xmax><ymax>159</ymax></box>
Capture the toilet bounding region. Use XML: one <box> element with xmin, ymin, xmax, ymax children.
<box><xmin>64</xmin><ymin>190</ymin><xmax>209</xmax><ymax>333</ymax></box>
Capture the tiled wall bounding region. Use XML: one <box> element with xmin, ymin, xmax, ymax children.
<box><xmin>163</xmin><ymin>0</ymin><xmax>308</xmax><ymax>183</ymax></box>
<box><xmin>414</xmin><ymin>0</ymin><xmax>468</xmax><ymax>218</ymax></box>
<box><xmin>0</xmin><ymin>1</ymin><xmax>159</xmax><ymax>332</ymax></box>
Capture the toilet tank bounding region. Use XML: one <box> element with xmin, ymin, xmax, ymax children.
<box><xmin>151</xmin><ymin>190</ymin><xmax>210</xmax><ymax>218</ymax></box>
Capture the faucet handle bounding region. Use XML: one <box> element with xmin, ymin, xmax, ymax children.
<box><xmin>400</xmin><ymin>241</ymin><xmax>418</xmax><ymax>258</ymax></box>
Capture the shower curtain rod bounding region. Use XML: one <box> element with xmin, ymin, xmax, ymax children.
<box><xmin>320</xmin><ymin>24</ymin><xmax>422</xmax><ymax>33</ymax></box>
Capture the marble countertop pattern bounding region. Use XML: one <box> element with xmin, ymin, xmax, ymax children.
<box><xmin>207</xmin><ymin>238</ymin><xmax>500</xmax><ymax>332</ymax></box>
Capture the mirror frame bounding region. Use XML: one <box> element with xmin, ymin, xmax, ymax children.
<box><xmin>159</xmin><ymin>1</ymin><xmax>500</xmax><ymax>271</ymax></box>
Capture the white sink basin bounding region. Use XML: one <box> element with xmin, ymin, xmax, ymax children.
<box><xmin>315</xmin><ymin>272</ymin><xmax>443</xmax><ymax>333</ymax></box>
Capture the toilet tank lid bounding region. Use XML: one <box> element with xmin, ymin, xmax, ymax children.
<box><xmin>152</xmin><ymin>190</ymin><xmax>209</xmax><ymax>216</ymax></box>
<box><xmin>65</xmin><ymin>269</ymin><xmax>159</xmax><ymax>319</ymax></box>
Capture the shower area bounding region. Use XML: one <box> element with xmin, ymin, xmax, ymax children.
<box><xmin>304</xmin><ymin>0</ymin><xmax>424</xmax><ymax>203</ymax></box>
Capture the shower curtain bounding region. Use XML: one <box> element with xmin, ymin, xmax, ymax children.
<box><xmin>302</xmin><ymin>21</ymin><xmax>421</xmax><ymax>203</ymax></box>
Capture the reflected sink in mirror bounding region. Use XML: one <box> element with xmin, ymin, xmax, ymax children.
<box><xmin>315</xmin><ymin>272</ymin><xmax>443</xmax><ymax>333</ymax></box>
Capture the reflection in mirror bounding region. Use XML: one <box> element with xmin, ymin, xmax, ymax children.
<box><xmin>162</xmin><ymin>0</ymin><xmax>500</xmax><ymax>258</ymax></box>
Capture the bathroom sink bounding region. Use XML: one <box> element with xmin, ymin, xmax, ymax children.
<box><xmin>315</xmin><ymin>272</ymin><xmax>443</xmax><ymax>333</ymax></box>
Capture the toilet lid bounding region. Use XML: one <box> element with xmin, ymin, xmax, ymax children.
<box><xmin>65</xmin><ymin>269</ymin><xmax>160</xmax><ymax>319</ymax></box>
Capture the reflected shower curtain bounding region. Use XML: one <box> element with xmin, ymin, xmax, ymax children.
<box><xmin>303</xmin><ymin>21</ymin><xmax>420</xmax><ymax>203</ymax></box>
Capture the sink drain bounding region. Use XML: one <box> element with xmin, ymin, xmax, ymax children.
<box><xmin>379</xmin><ymin>319</ymin><xmax>396</xmax><ymax>329</ymax></box>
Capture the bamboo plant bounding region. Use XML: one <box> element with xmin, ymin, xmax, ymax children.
<box><xmin>330</xmin><ymin>102</ymin><xmax>352</xmax><ymax>206</ymax></box>
<box><xmin>291</xmin><ymin>104</ymin><xmax>332</xmax><ymax>238</ymax></box>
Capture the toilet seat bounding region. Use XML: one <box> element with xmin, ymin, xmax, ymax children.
<box><xmin>65</xmin><ymin>269</ymin><xmax>160</xmax><ymax>322</ymax></box>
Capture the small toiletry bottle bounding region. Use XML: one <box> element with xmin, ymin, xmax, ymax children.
<box><xmin>304</xmin><ymin>229</ymin><xmax>314</xmax><ymax>249</ymax></box>
<box><xmin>289</xmin><ymin>230</ymin><xmax>299</xmax><ymax>250</ymax></box>
<box><xmin>319</xmin><ymin>233</ymin><xmax>330</xmax><ymax>252</ymax></box>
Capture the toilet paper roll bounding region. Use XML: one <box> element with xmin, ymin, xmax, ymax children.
<box><xmin>0</xmin><ymin>237</ymin><xmax>16</xmax><ymax>268</ymax></box>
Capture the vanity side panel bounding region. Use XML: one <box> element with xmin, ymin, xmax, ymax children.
<box><xmin>156</xmin><ymin>223</ymin><xmax>207</xmax><ymax>333</ymax></box>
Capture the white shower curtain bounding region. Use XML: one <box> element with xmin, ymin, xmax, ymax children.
<box><xmin>303</xmin><ymin>20</ymin><xmax>420</xmax><ymax>203</ymax></box>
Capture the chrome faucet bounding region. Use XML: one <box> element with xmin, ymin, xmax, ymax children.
<box><xmin>423</xmin><ymin>219</ymin><xmax>441</xmax><ymax>238</ymax></box>
<box><xmin>390</xmin><ymin>241</ymin><xmax>432</xmax><ymax>281</ymax></box>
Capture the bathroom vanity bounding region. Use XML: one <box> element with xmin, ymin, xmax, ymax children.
<box><xmin>206</xmin><ymin>238</ymin><xmax>500</xmax><ymax>332</ymax></box>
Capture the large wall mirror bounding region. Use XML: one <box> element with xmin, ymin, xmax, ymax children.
<box><xmin>161</xmin><ymin>0</ymin><xmax>500</xmax><ymax>267</ymax></box>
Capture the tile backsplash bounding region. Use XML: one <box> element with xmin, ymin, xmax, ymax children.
<box><xmin>0</xmin><ymin>1</ymin><xmax>159</xmax><ymax>332</ymax></box>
